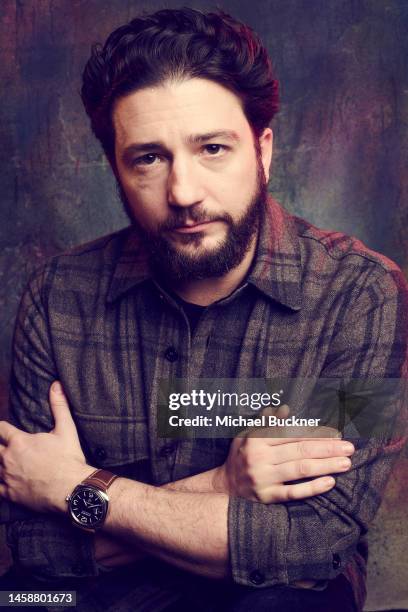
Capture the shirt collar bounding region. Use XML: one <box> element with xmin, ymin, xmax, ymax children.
<box><xmin>246</xmin><ymin>195</ymin><xmax>302</xmax><ymax>311</ymax></box>
<box><xmin>106</xmin><ymin>227</ymin><xmax>151</xmax><ymax>304</ymax></box>
<box><xmin>106</xmin><ymin>195</ymin><xmax>302</xmax><ymax>310</ymax></box>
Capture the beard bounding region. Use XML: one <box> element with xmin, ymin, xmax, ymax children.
<box><xmin>117</xmin><ymin>156</ymin><xmax>268</xmax><ymax>284</ymax></box>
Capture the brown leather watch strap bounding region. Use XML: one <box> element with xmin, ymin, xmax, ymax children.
<box><xmin>82</xmin><ymin>469</ymin><xmax>118</xmax><ymax>492</ymax></box>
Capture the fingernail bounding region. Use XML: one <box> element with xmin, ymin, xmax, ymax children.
<box><xmin>339</xmin><ymin>458</ymin><xmax>351</xmax><ymax>469</ymax></box>
<box><xmin>341</xmin><ymin>442</ymin><xmax>354</xmax><ymax>453</ymax></box>
<box><xmin>53</xmin><ymin>382</ymin><xmax>64</xmax><ymax>395</ymax></box>
<box><xmin>323</xmin><ymin>477</ymin><xmax>335</xmax><ymax>487</ymax></box>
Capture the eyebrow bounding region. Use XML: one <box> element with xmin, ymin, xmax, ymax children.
<box><xmin>121</xmin><ymin>130</ymin><xmax>240</xmax><ymax>160</ymax></box>
<box><xmin>187</xmin><ymin>130</ymin><xmax>240</xmax><ymax>145</ymax></box>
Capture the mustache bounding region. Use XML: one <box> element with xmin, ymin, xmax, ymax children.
<box><xmin>158</xmin><ymin>208</ymin><xmax>231</xmax><ymax>232</ymax></box>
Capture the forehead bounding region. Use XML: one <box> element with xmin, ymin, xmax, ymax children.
<box><xmin>112</xmin><ymin>78</ymin><xmax>252</xmax><ymax>147</ymax></box>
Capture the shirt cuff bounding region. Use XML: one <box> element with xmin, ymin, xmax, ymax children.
<box><xmin>227</xmin><ymin>495</ymin><xmax>289</xmax><ymax>587</ymax></box>
<box><xmin>0</xmin><ymin>500</ymin><xmax>34</xmax><ymax>524</ymax></box>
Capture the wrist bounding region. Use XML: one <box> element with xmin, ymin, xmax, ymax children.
<box><xmin>212</xmin><ymin>464</ymin><xmax>228</xmax><ymax>494</ymax></box>
<box><xmin>54</xmin><ymin>464</ymin><xmax>97</xmax><ymax>514</ymax></box>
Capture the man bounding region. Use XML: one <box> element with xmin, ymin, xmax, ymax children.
<box><xmin>0</xmin><ymin>7</ymin><xmax>406</xmax><ymax>612</ymax></box>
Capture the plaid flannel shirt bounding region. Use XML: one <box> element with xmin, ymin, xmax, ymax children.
<box><xmin>4</xmin><ymin>196</ymin><xmax>408</xmax><ymax>611</ymax></box>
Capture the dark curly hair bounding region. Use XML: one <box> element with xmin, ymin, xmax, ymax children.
<box><xmin>81</xmin><ymin>7</ymin><xmax>279</xmax><ymax>165</ymax></box>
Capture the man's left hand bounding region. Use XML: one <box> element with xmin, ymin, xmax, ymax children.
<box><xmin>0</xmin><ymin>382</ymin><xmax>95</xmax><ymax>513</ymax></box>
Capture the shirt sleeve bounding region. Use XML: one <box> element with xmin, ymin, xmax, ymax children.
<box><xmin>227</xmin><ymin>266</ymin><xmax>408</xmax><ymax>587</ymax></box>
<box><xmin>5</xmin><ymin>263</ymin><xmax>100</xmax><ymax>580</ymax></box>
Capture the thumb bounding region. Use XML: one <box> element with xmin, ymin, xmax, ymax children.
<box><xmin>49</xmin><ymin>381</ymin><xmax>79</xmax><ymax>439</ymax></box>
<box><xmin>240</xmin><ymin>404</ymin><xmax>290</xmax><ymax>438</ymax></box>
<box><xmin>258</xmin><ymin>403</ymin><xmax>290</xmax><ymax>419</ymax></box>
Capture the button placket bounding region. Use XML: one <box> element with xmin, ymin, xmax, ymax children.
<box><xmin>164</xmin><ymin>346</ymin><xmax>179</xmax><ymax>362</ymax></box>
<box><xmin>186</xmin><ymin>308</ymin><xmax>214</xmax><ymax>380</ymax></box>
<box><xmin>149</xmin><ymin>295</ymin><xmax>190</xmax><ymax>485</ymax></box>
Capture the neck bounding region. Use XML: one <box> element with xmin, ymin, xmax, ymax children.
<box><xmin>169</xmin><ymin>232</ymin><xmax>258</xmax><ymax>306</ymax></box>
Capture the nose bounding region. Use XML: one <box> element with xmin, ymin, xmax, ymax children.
<box><xmin>167</xmin><ymin>155</ymin><xmax>205</xmax><ymax>208</ymax></box>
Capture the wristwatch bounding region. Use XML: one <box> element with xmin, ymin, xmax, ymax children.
<box><xmin>66</xmin><ymin>469</ymin><xmax>118</xmax><ymax>532</ymax></box>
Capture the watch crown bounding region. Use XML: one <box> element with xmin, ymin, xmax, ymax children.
<box><xmin>65</xmin><ymin>495</ymin><xmax>71</xmax><ymax>502</ymax></box>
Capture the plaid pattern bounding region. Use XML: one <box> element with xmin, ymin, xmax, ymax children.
<box><xmin>5</xmin><ymin>196</ymin><xmax>408</xmax><ymax>611</ymax></box>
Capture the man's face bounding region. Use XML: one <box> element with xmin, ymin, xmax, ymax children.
<box><xmin>113</xmin><ymin>78</ymin><xmax>273</xmax><ymax>282</ymax></box>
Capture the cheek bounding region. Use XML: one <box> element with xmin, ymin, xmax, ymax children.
<box><xmin>121</xmin><ymin>187</ymin><xmax>168</xmax><ymax>230</ymax></box>
<box><xmin>210</xmin><ymin>157</ymin><xmax>257</xmax><ymax>204</ymax></box>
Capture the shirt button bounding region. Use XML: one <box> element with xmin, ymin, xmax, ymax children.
<box><xmin>249</xmin><ymin>570</ymin><xmax>265</xmax><ymax>585</ymax></box>
<box><xmin>159</xmin><ymin>444</ymin><xmax>176</xmax><ymax>458</ymax></box>
<box><xmin>332</xmin><ymin>553</ymin><xmax>341</xmax><ymax>569</ymax></box>
<box><xmin>164</xmin><ymin>346</ymin><xmax>179</xmax><ymax>362</ymax></box>
<box><xmin>95</xmin><ymin>446</ymin><xmax>107</xmax><ymax>461</ymax></box>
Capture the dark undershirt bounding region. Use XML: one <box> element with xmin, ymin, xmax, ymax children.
<box><xmin>171</xmin><ymin>293</ymin><xmax>206</xmax><ymax>335</ymax></box>
<box><xmin>168</xmin><ymin>284</ymin><xmax>250</xmax><ymax>335</ymax></box>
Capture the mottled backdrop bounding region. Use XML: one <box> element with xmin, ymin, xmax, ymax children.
<box><xmin>0</xmin><ymin>1</ymin><xmax>407</xmax><ymax>609</ymax></box>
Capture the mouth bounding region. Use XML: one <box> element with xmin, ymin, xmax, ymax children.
<box><xmin>171</xmin><ymin>220</ymin><xmax>217</xmax><ymax>234</ymax></box>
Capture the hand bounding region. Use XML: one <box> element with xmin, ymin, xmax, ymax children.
<box><xmin>214</xmin><ymin>405</ymin><xmax>355</xmax><ymax>503</ymax></box>
<box><xmin>0</xmin><ymin>381</ymin><xmax>95</xmax><ymax>513</ymax></box>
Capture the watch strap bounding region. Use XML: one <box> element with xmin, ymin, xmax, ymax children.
<box><xmin>82</xmin><ymin>469</ymin><xmax>118</xmax><ymax>492</ymax></box>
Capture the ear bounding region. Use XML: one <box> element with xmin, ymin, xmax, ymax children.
<box><xmin>258</xmin><ymin>128</ymin><xmax>273</xmax><ymax>183</ymax></box>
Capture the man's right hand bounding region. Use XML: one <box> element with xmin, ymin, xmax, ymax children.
<box><xmin>95</xmin><ymin>405</ymin><xmax>355</xmax><ymax>568</ymax></box>
<box><xmin>213</xmin><ymin>405</ymin><xmax>355</xmax><ymax>503</ymax></box>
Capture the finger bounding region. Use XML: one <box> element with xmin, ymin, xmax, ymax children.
<box><xmin>0</xmin><ymin>421</ymin><xmax>20</xmax><ymax>445</ymax></box>
<box><xmin>257</xmin><ymin>476</ymin><xmax>336</xmax><ymax>504</ymax></box>
<box><xmin>249</xmin><ymin>426</ymin><xmax>341</xmax><ymax>442</ymax></box>
<box><xmin>274</xmin><ymin>456</ymin><xmax>352</xmax><ymax>483</ymax></box>
<box><xmin>262</xmin><ymin>439</ymin><xmax>355</xmax><ymax>465</ymax></box>
<box><xmin>241</xmin><ymin>452</ymin><xmax>351</xmax><ymax>489</ymax></box>
<box><xmin>258</xmin><ymin>404</ymin><xmax>290</xmax><ymax>419</ymax></box>
<box><xmin>237</xmin><ymin>404</ymin><xmax>291</xmax><ymax>439</ymax></box>
<box><xmin>276</xmin><ymin>404</ymin><xmax>290</xmax><ymax>418</ymax></box>
<box><xmin>245</xmin><ymin>427</ymin><xmax>341</xmax><ymax>446</ymax></box>
<box><xmin>49</xmin><ymin>381</ymin><xmax>78</xmax><ymax>438</ymax></box>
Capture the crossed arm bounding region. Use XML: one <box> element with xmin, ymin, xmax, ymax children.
<box><xmin>3</xmin><ymin>264</ymin><xmax>406</xmax><ymax>585</ymax></box>
<box><xmin>0</xmin><ymin>382</ymin><xmax>353</xmax><ymax>579</ymax></box>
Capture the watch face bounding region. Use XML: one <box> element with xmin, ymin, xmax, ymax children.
<box><xmin>69</xmin><ymin>486</ymin><xmax>107</xmax><ymax>528</ymax></box>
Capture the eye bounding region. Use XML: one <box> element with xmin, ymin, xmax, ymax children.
<box><xmin>132</xmin><ymin>153</ymin><xmax>162</xmax><ymax>167</ymax></box>
<box><xmin>203</xmin><ymin>144</ymin><xmax>227</xmax><ymax>156</ymax></box>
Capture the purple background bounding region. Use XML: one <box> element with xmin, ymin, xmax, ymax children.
<box><xmin>1</xmin><ymin>0</ymin><xmax>407</xmax><ymax>409</ymax></box>
<box><xmin>0</xmin><ymin>2</ymin><xmax>407</xmax><ymax>607</ymax></box>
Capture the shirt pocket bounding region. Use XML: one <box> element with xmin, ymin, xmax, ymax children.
<box><xmin>74</xmin><ymin>412</ymin><xmax>150</xmax><ymax>477</ymax></box>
